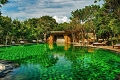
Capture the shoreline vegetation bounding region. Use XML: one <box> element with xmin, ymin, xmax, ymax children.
<box><xmin>0</xmin><ymin>0</ymin><xmax>120</xmax><ymax>46</ymax></box>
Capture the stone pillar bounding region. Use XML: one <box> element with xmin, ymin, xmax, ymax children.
<box><xmin>47</xmin><ymin>35</ymin><xmax>54</xmax><ymax>44</ymax></box>
<box><xmin>64</xmin><ymin>35</ymin><xmax>71</xmax><ymax>44</ymax></box>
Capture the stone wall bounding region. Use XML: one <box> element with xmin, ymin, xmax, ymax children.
<box><xmin>47</xmin><ymin>35</ymin><xmax>54</xmax><ymax>44</ymax></box>
<box><xmin>64</xmin><ymin>35</ymin><xmax>71</xmax><ymax>44</ymax></box>
<box><xmin>47</xmin><ymin>35</ymin><xmax>71</xmax><ymax>44</ymax></box>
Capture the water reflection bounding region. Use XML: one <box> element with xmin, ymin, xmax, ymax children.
<box><xmin>48</xmin><ymin>43</ymin><xmax>71</xmax><ymax>50</ymax></box>
<box><xmin>2</xmin><ymin>44</ymin><xmax>120</xmax><ymax>80</ymax></box>
<box><xmin>14</xmin><ymin>53</ymin><xmax>59</xmax><ymax>68</ymax></box>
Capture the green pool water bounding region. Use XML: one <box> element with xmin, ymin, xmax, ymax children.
<box><xmin>0</xmin><ymin>44</ymin><xmax>120</xmax><ymax>80</ymax></box>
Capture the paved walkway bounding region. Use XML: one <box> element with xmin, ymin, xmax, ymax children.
<box><xmin>73</xmin><ymin>43</ymin><xmax>120</xmax><ymax>53</ymax></box>
<box><xmin>93</xmin><ymin>46</ymin><xmax>120</xmax><ymax>53</ymax></box>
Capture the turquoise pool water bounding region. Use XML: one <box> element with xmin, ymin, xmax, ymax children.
<box><xmin>0</xmin><ymin>44</ymin><xmax>120</xmax><ymax>80</ymax></box>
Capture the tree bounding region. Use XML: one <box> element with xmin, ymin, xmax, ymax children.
<box><xmin>0</xmin><ymin>0</ymin><xmax>9</xmax><ymax>15</ymax></box>
<box><xmin>39</xmin><ymin>15</ymin><xmax>57</xmax><ymax>42</ymax></box>
<box><xmin>0</xmin><ymin>16</ymin><xmax>12</xmax><ymax>45</ymax></box>
<box><xmin>96</xmin><ymin>0</ymin><xmax>120</xmax><ymax>20</ymax></box>
<box><xmin>70</xmin><ymin>5</ymin><xmax>100</xmax><ymax>44</ymax></box>
<box><xmin>55</xmin><ymin>22</ymin><xmax>70</xmax><ymax>31</ymax></box>
<box><xmin>26</xmin><ymin>18</ymin><xmax>40</xmax><ymax>40</ymax></box>
<box><xmin>84</xmin><ymin>19</ymin><xmax>96</xmax><ymax>42</ymax></box>
<box><xmin>108</xmin><ymin>18</ymin><xmax>120</xmax><ymax>44</ymax></box>
<box><xmin>92</xmin><ymin>0</ymin><xmax>120</xmax><ymax>45</ymax></box>
<box><xmin>93</xmin><ymin>8</ymin><xmax>110</xmax><ymax>40</ymax></box>
<box><xmin>0</xmin><ymin>0</ymin><xmax>8</xmax><ymax>5</ymax></box>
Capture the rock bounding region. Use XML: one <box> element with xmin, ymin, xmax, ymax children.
<box><xmin>0</xmin><ymin>73</ymin><xmax>6</xmax><ymax>78</ymax></box>
<box><xmin>0</xmin><ymin>64</ymin><xmax>5</xmax><ymax>71</ymax></box>
<box><xmin>0</xmin><ymin>60</ymin><xmax>19</xmax><ymax>79</ymax></box>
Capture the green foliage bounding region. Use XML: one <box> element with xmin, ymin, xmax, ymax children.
<box><xmin>55</xmin><ymin>22</ymin><xmax>70</xmax><ymax>31</ymax></box>
<box><xmin>0</xmin><ymin>16</ymin><xmax>13</xmax><ymax>44</ymax></box>
<box><xmin>40</xmin><ymin>15</ymin><xmax>58</xmax><ymax>31</ymax></box>
<box><xmin>0</xmin><ymin>0</ymin><xmax>120</xmax><ymax>44</ymax></box>
<box><xmin>71</xmin><ymin>5</ymin><xmax>100</xmax><ymax>23</ymax></box>
<box><xmin>0</xmin><ymin>15</ymin><xmax>58</xmax><ymax>44</ymax></box>
<box><xmin>0</xmin><ymin>0</ymin><xmax>9</xmax><ymax>15</ymax></box>
<box><xmin>0</xmin><ymin>0</ymin><xmax>9</xmax><ymax>5</ymax></box>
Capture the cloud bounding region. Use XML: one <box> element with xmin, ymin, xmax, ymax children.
<box><xmin>1</xmin><ymin>0</ymin><xmax>103</xmax><ymax>23</ymax></box>
<box><xmin>53</xmin><ymin>15</ymin><xmax>71</xmax><ymax>23</ymax></box>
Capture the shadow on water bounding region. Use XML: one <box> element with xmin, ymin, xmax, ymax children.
<box><xmin>0</xmin><ymin>51</ymin><xmax>5</xmax><ymax>53</ymax></box>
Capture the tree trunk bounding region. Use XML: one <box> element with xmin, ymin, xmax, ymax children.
<box><xmin>44</xmin><ymin>33</ymin><xmax>46</xmax><ymax>42</ymax></box>
<box><xmin>5</xmin><ymin>36</ymin><xmax>7</xmax><ymax>45</ymax></box>
<box><xmin>93</xmin><ymin>30</ymin><xmax>96</xmax><ymax>43</ymax></box>
<box><xmin>116</xmin><ymin>34</ymin><xmax>119</xmax><ymax>42</ymax></box>
<box><xmin>110</xmin><ymin>35</ymin><xmax>113</xmax><ymax>46</ymax></box>
<box><xmin>10</xmin><ymin>36</ymin><xmax>13</xmax><ymax>45</ymax></box>
<box><xmin>36</xmin><ymin>37</ymin><xmax>39</xmax><ymax>43</ymax></box>
<box><xmin>72</xmin><ymin>32</ymin><xmax>75</xmax><ymax>44</ymax></box>
<box><xmin>81</xmin><ymin>30</ymin><xmax>85</xmax><ymax>46</ymax></box>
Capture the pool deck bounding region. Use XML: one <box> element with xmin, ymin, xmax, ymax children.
<box><xmin>73</xmin><ymin>43</ymin><xmax>120</xmax><ymax>53</ymax></box>
<box><xmin>93</xmin><ymin>46</ymin><xmax>120</xmax><ymax>53</ymax></box>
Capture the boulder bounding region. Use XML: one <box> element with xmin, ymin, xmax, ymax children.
<box><xmin>0</xmin><ymin>64</ymin><xmax>5</xmax><ymax>71</ymax></box>
<box><xmin>0</xmin><ymin>60</ymin><xmax>19</xmax><ymax>78</ymax></box>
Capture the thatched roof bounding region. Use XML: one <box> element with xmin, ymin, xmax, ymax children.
<box><xmin>50</xmin><ymin>31</ymin><xmax>65</xmax><ymax>34</ymax></box>
<box><xmin>50</xmin><ymin>30</ymin><xmax>78</xmax><ymax>34</ymax></box>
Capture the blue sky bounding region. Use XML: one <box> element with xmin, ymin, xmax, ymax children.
<box><xmin>1</xmin><ymin>0</ymin><xmax>103</xmax><ymax>23</ymax></box>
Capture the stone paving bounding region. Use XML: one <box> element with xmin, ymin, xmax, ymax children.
<box><xmin>93</xmin><ymin>46</ymin><xmax>120</xmax><ymax>53</ymax></box>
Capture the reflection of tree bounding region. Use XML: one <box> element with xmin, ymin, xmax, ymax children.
<box><xmin>64</xmin><ymin>46</ymin><xmax>89</xmax><ymax>62</ymax></box>
<box><xmin>12</xmin><ymin>44</ymin><xmax>59</xmax><ymax>68</ymax></box>
<box><xmin>48</xmin><ymin>44</ymin><xmax>94</xmax><ymax>64</ymax></box>
<box><xmin>15</xmin><ymin>53</ymin><xmax>58</xmax><ymax>67</ymax></box>
<box><xmin>68</xmin><ymin>48</ymin><xmax>120</xmax><ymax>79</ymax></box>
<box><xmin>39</xmin><ymin>53</ymin><xmax>59</xmax><ymax>67</ymax></box>
<box><xmin>63</xmin><ymin>46</ymin><xmax>99</xmax><ymax>79</ymax></box>
<box><xmin>14</xmin><ymin>53</ymin><xmax>58</xmax><ymax>68</ymax></box>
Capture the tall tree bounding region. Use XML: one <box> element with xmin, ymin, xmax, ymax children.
<box><xmin>0</xmin><ymin>0</ymin><xmax>9</xmax><ymax>15</ymax></box>
<box><xmin>71</xmin><ymin>5</ymin><xmax>100</xmax><ymax>44</ymax></box>
<box><xmin>93</xmin><ymin>0</ymin><xmax>120</xmax><ymax>45</ymax></box>
<box><xmin>0</xmin><ymin>16</ymin><xmax>12</xmax><ymax>45</ymax></box>
<box><xmin>39</xmin><ymin>15</ymin><xmax>57</xmax><ymax>42</ymax></box>
<box><xmin>55</xmin><ymin>22</ymin><xmax>70</xmax><ymax>31</ymax></box>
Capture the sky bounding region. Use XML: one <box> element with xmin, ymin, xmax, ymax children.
<box><xmin>1</xmin><ymin>0</ymin><xmax>103</xmax><ymax>23</ymax></box>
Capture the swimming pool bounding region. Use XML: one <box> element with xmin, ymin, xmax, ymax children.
<box><xmin>0</xmin><ymin>44</ymin><xmax>120</xmax><ymax>80</ymax></box>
